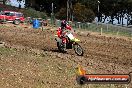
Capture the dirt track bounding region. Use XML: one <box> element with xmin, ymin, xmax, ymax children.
<box><xmin>0</xmin><ymin>24</ymin><xmax>132</xmax><ymax>88</ymax></box>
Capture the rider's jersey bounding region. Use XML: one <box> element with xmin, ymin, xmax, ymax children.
<box><xmin>57</xmin><ymin>24</ymin><xmax>72</xmax><ymax>38</ymax></box>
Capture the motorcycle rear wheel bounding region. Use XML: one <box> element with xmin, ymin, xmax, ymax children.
<box><xmin>57</xmin><ymin>41</ymin><xmax>66</xmax><ymax>53</ymax></box>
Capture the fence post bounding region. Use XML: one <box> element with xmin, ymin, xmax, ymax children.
<box><xmin>87</xmin><ymin>23</ymin><xmax>91</xmax><ymax>31</ymax></box>
<box><xmin>107</xmin><ymin>23</ymin><xmax>108</xmax><ymax>32</ymax></box>
<box><xmin>100</xmin><ymin>27</ymin><xmax>103</xmax><ymax>35</ymax></box>
<box><xmin>116</xmin><ymin>30</ymin><xmax>119</xmax><ymax>36</ymax></box>
<box><xmin>77</xmin><ymin>22</ymin><xmax>81</xmax><ymax>29</ymax></box>
<box><xmin>131</xmin><ymin>33</ymin><xmax>132</xmax><ymax>40</ymax></box>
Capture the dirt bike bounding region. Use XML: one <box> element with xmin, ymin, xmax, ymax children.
<box><xmin>55</xmin><ymin>30</ymin><xmax>84</xmax><ymax>56</ymax></box>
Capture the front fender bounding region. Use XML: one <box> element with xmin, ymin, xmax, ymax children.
<box><xmin>71</xmin><ymin>38</ymin><xmax>80</xmax><ymax>42</ymax></box>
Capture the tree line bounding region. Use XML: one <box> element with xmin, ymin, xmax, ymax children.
<box><xmin>34</xmin><ymin>0</ymin><xmax>132</xmax><ymax>24</ymax></box>
<box><xmin>3</xmin><ymin>0</ymin><xmax>132</xmax><ymax>24</ymax></box>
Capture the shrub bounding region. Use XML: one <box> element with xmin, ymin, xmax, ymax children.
<box><xmin>22</xmin><ymin>8</ymin><xmax>47</xmax><ymax>19</ymax></box>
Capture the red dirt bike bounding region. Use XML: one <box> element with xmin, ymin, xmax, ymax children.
<box><xmin>55</xmin><ymin>30</ymin><xmax>84</xmax><ymax>56</ymax></box>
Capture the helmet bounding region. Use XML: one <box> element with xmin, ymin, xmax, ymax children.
<box><xmin>61</xmin><ymin>20</ymin><xmax>67</xmax><ymax>29</ymax></box>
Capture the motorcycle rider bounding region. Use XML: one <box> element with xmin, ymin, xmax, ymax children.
<box><xmin>57</xmin><ymin>20</ymin><xmax>73</xmax><ymax>38</ymax></box>
<box><xmin>56</xmin><ymin>20</ymin><xmax>83</xmax><ymax>55</ymax></box>
<box><xmin>56</xmin><ymin>20</ymin><xmax>75</xmax><ymax>51</ymax></box>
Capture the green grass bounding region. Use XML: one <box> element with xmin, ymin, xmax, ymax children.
<box><xmin>0</xmin><ymin>25</ymin><xmax>9</xmax><ymax>28</ymax></box>
<box><xmin>0</xmin><ymin>47</ymin><xmax>16</xmax><ymax>56</ymax></box>
<box><xmin>77</xmin><ymin>24</ymin><xmax>132</xmax><ymax>38</ymax></box>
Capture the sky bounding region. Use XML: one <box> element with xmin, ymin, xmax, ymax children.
<box><xmin>8</xmin><ymin>0</ymin><xmax>25</xmax><ymax>8</ymax></box>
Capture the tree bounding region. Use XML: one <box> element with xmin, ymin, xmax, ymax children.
<box><xmin>3</xmin><ymin>0</ymin><xmax>7</xmax><ymax>5</ymax></box>
<box><xmin>73</xmin><ymin>3</ymin><xmax>95</xmax><ymax>22</ymax></box>
<box><xmin>55</xmin><ymin>8</ymin><xmax>67</xmax><ymax>20</ymax></box>
<box><xmin>56</xmin><ymin>2</ymin><xmax>95</xmax><ymax>22</ymax></box>
<box><xmin>24</xmin><ymin>0</ymin><xmax>132</xmax><ymax>24</ymax></box>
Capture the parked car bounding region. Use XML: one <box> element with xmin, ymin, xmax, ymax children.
<box><xmin>0</xmin><ymin>10</ymin><xmax>25</xmax><ymax>25</ymax></box>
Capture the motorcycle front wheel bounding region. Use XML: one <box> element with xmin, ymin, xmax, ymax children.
<box><xmin>74</xmin><ymin>43</ymin><xmax>84</xmax><ymax>56</ymax></box>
